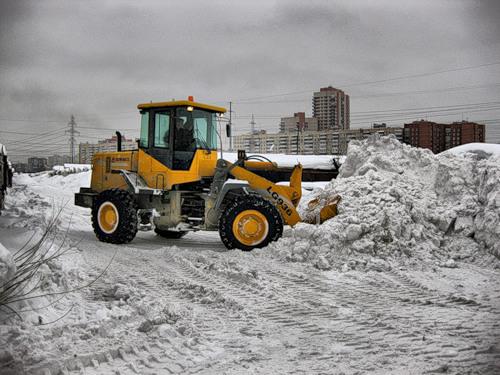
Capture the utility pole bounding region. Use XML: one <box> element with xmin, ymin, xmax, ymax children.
<box><xmin>65</xmin><ymin>115</ymin><xmax>80</xmax><ymax>163</ymax></box>
<box><xmin>228</xmin><ymin>101</ymin><xmax>233</xmax><ymax>151</ymax></box>
<box><xmin>296</xmin><ymin>122</ymin><xmax>300</xmax><ymax>155</ymax></box>
<box><xmin>249</xmin><ymin>114</ymin><xmax>256</xmax><ymax>152</ymax></box>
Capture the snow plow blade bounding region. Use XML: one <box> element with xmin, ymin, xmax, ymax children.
<box><xmin>302</xmin><ymin>195</ymin><xmax>341</xmax><ymax>224</ymax></box>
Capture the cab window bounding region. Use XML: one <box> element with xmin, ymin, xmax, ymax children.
<box><xmin>192</xmin><ymin>109</ymin><xmax>217</xmax><ymax>150</ymax></box>
<box><xmin>154</xmin><ymin>112</ymin><xmax>170</xmax><ymax>148</ymax></box>
<box><xmin>194</xmin><ymin>116</ymin><xmax>209</xmax><ymax>149</ymax></box>
<box><xmin>139</xmin><ymin>112</ymin><xmax>149</xmax><ymax>148</ymax></box>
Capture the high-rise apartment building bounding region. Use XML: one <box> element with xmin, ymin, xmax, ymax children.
<box><xmin>312</xmin><ymin>86</ymin><xmax>350</xmax><ymax>130</ymax></box>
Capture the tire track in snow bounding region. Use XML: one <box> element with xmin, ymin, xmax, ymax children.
<box><xmin>26</xmin><ymin>236</ymin><xmax>234</xmax><ymax>375</ymax></box>
<box><xmin>257</xmin><ymin>260</ymin><xmax>500</xmax><ymax>373</ymax></box>
<box><xmin>162</xmin><ymin>251</ymin><xmax>500</xmax><ymax>373</ymax></box>
<box><xmin>21</xmin><ymin>230</ymin><xmax>500</xmax><ymax>374</ymax></box>
<box><xmin>158</xmin><ymin>252</ymin><xmax>425</xmax><ymax>373</ymax></box>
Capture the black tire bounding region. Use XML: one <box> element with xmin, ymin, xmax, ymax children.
<box><xmin>154</xmin><ymin>228</ymin><xmax>188</xmax><ymax>239</ymax></box>
<box><xmin>219</xmin><ymin>195</ymin><xmax>283</xmax><ymax>251</ymax></box>
<box><xmin>92</xmin><ymin>189</ymin><xmax>138</xmax><ymax>244</ymax></box>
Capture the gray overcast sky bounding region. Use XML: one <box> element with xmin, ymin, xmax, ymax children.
<box><xmin>1</xmin><ymin>0</ymin><xmax>500</xmax><ymax>160</ymax></box>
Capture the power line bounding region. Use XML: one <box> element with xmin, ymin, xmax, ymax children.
<box><xmin>78</xmin><ymin>125</ymin><xmax>138</xmax><ymax>131</ymax></box>
<box><xmin>0</xmin><ymin>129</ymin><xmax>46</xmax><ymax>136</ymax></box>
<box><xmin>1</xmin><ymin>127</ymin><xmax>139</xmax><ymax>151</ymax></box>
<box><xmin>0</xmin><ymin>111</ymin><xmax>138</xmax><ymax>124</ymax></box>
<box><xmin>1</xmin><ymin>76</ymin><xmax>499</xmax><ymax>126</ymax></box>
<box><xmin>233</xmin><ymin>60</ymin><xmax>500</xmax><ymax>102</ymax></box>
<box><xmin>8</xmin><ymin>143</ymin><xmax>76</xmax><ymax>156</ymax></box>
<box><xmin>232</xmin><ymin>111</ymin><xmax>500</xmax><ymax>134</ymax></box>
<box><xmin>232</xmin><ymin>82</ymin><xmax>500</xmax><ymax>105</ymax></box>
<box><xmin>1</xmin><ymin>61</ymin><xmax>499</xmax><ymax>122</ymax></box>
<box><xmin>3</xmin><ymin>128</ymin><xmax>67</xmax><ymax>146</ymax></box>
<box><xmin>231</xmin><ymin>100</ymin><xmax>500</xmax><ymax>120</ymax></box>
<box><xmin>6</xmin><ymin>134</ymin><xmax>68</xmax><ymax>146</ymax></box>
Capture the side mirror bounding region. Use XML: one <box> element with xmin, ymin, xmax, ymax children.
<box><xmin>226</xmin><ymin>123</ymin><xmax>231</xmax><ymax>138</ymax></box>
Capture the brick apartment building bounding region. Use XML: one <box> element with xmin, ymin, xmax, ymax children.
<box><xmin>279</xmin><ymin>112</ymin><xmax>318</xmax><ymax>133</ymax></box>
<box><xmin>404</xmin><ymin>120</ymin><xmax>485</xmax><ymax>153</ymax></box>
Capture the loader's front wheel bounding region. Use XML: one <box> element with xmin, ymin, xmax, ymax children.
<box><xmin>219</xmin><ymin>195</ymin><xmax>283</xmax><ymax>251</ymax></box>
<box><xmin>92</xmin><ymin>189</ymin><xmax>138</xmax><ymax>244</ymax></box>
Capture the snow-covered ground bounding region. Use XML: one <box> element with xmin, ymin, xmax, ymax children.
<box><xmin>1</xmin><ymin>138</ymin><xmax>499</xmax><ymax>374</ymax></box>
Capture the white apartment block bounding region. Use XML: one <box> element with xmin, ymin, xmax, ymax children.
<box><xmin>233</xmin><ymin>127</ymin><xmax>403</xmax><ymax>155</ymax></box>
<box><xmin>79</xmin><ymin>135</ymin><xmax>137</xmax><ymax>164</ymax></box>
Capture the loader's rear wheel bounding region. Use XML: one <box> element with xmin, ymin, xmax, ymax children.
<box><xmin>92</xmin><ymin>189</ymin><xmax>138</xmax><ymax>244</ymax></box>
<box><xmin>219</xmin><ymin>195</ymin><xmax>283</xmax><ymax>251</ymax></box>
<box><xmin>155</xmin><ymin>228</ymin><xmax>188</xmax><ymax>239</ymax></box>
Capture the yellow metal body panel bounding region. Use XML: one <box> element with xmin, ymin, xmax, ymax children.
<box><xmin>137</xmin><ymin>100</ymin><xmax>226</xmax><ymax>113</ymax></box>
<box><xmin>243</xmin><ymin>161</ymin><xmax>278</xmax><ymax>170</ymax></box>
<box><xmin>91</xmin><ymin>149</ymin><xmax>218</xmax><ymax>192</ymax></box>
<box><xmin>136</xmin><ymin>149</ymin><xmax>218</xmax><ymax>190</ymax></box>
<box><xmin>228</xmin><ymin>162</ymin><xmax>303</xmax><ymax>226</ymax></box>
<box><xmin>289</xmin><ymin>164</ymin><xmax>303</xmax><ymax>206</ymax></box>
<box><xmin>91</xmin><ymin>151</ymin><xmax>136</xmax><ymax>192</ymax></box>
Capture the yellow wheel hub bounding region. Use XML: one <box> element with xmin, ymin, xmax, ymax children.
<box><xmin>232</xmin><ymin>210</ymin><xmax>269</xmax><ymax>246</ymax></box>
<box><xmin>98</xmin><ymin>202</ymin><xmax>119</xmax><ymax>234</ymax></box>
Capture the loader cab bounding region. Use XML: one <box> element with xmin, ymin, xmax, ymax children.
<box><xmin>137</xmin><ymin>99</ymin><xmax>225</xmax><ymax>171</ymax></box>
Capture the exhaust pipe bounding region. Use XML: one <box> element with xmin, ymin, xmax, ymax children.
<box><xmin>116</xmin><ymin>131</ymin><xmax>122</xmax><ymax>152</ymax></box>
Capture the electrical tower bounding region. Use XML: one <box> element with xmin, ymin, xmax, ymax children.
<box><xmin>65</xmin><ymin>115</ymin><xmax>80</xmax><ymax>163</ymax></box>
<box><xmin>250</xmin><ymin>114</ymin><xmax>256</xmax><ymax>134</ymax></box>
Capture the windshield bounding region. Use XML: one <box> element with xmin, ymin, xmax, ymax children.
<box><xmin>176</xmin><ymin>108</ymin><xmax>218</xmax><ymax>150</ymax></box>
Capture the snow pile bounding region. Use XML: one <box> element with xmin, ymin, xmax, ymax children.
<box><xmin>443</xmin><ymin>142</ymin><xmax>500</xmax><ymax>157</ymax></box>
<box><xmin>265</xmin><ymin>135</ymin><xmax>500</xmax><ymax>271</ymax></box>
<box><xmin>33</xmin><ymin>170</ymin><xmax>91</xmax><ymax>194</ymax></box>
<box><xmin>0</xmin><ymin>236</ymin><xmax>83</xmax><ymax>326</ymax></box>
<box><xmin>51</xmin><ymin>164</ymin><xmax>91</xmax><ymax>176</ymax></box>
<box><xmin>7</xmin><ymin>171</ymin><xmax>91</xmax><ymax>231</ymax></box>
<box><xmin>0</xmin><ymin>242</ymin><xmax>16</xmax><ymax>291</ymax></box>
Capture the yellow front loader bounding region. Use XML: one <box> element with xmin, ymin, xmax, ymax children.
<box><xmin>75</xmin><ymin>98</ymin><xmax>339</xmax><ymax>251</ymax></box>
